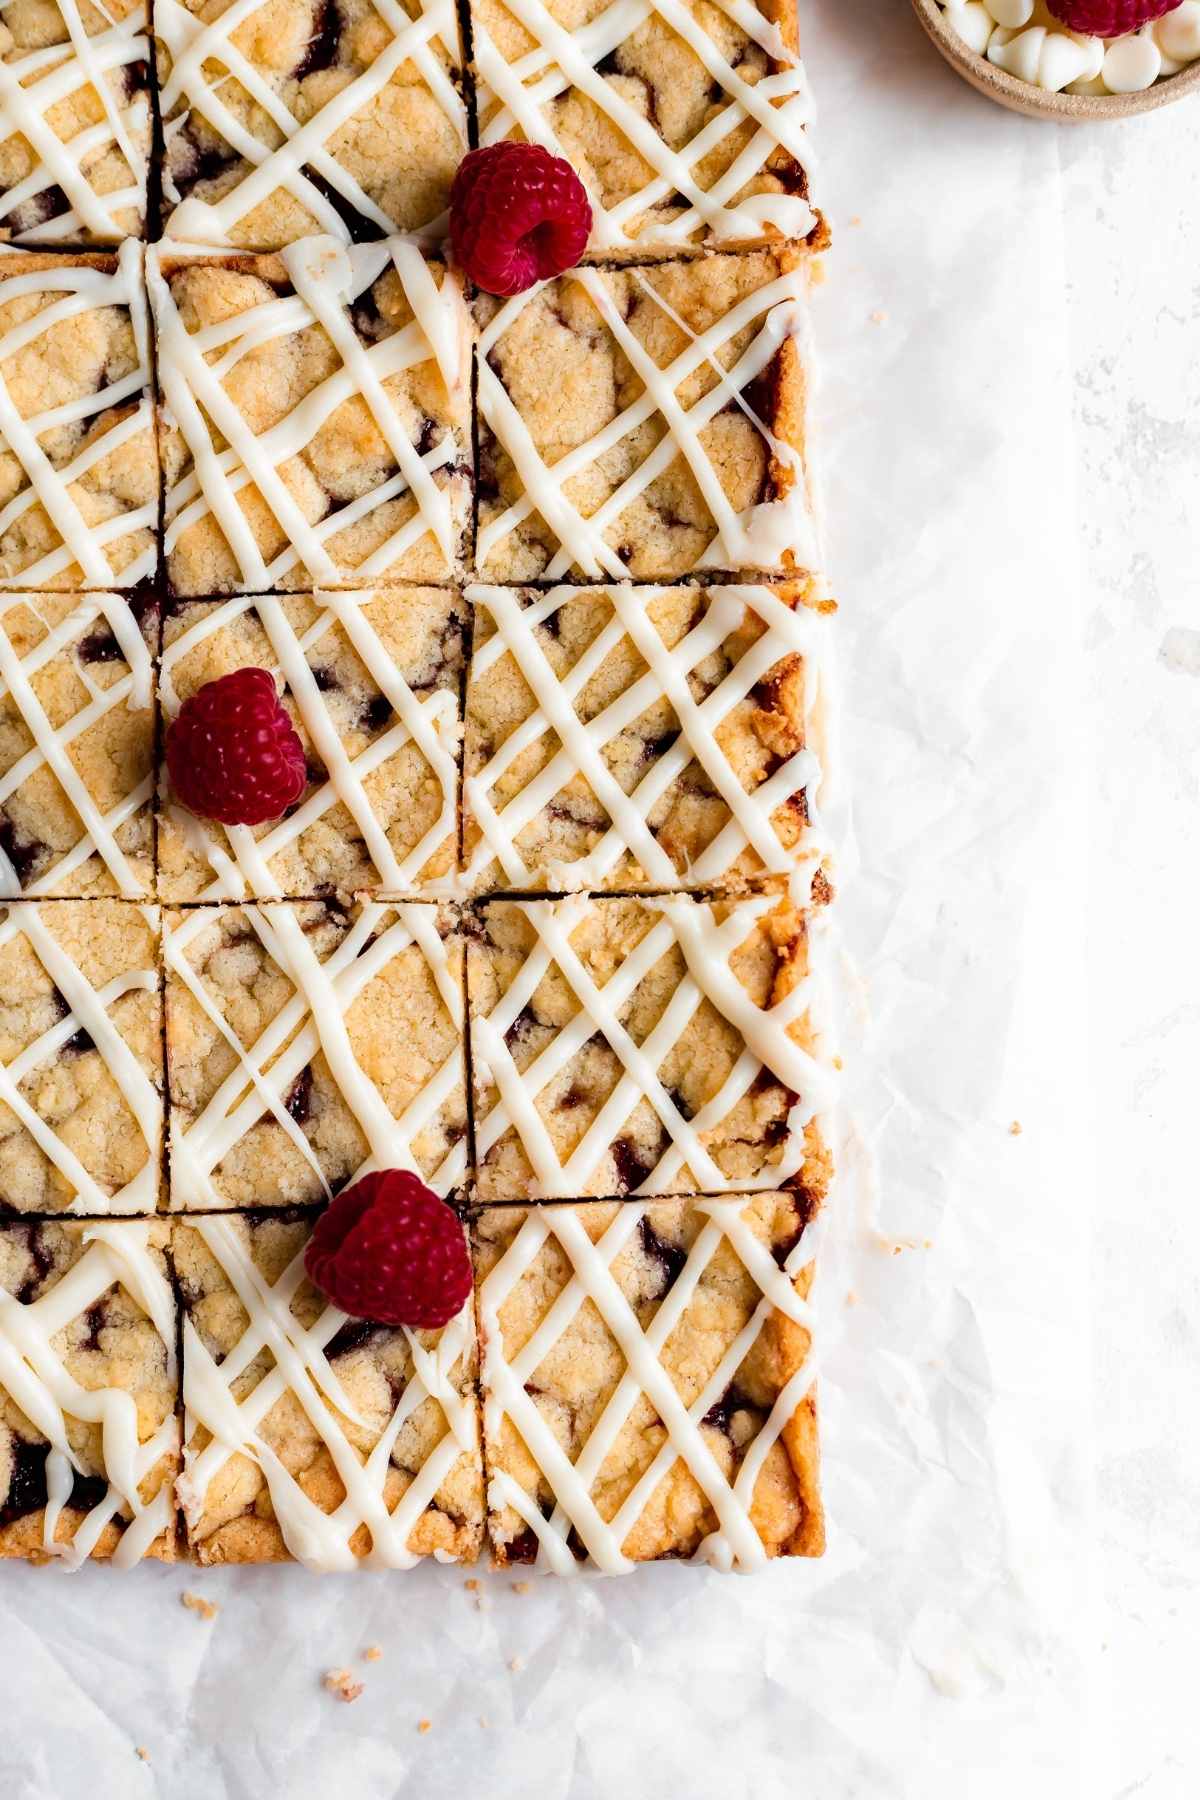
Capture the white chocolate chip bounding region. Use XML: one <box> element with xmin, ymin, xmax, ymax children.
<box><xmin>1038</xmin><ymin>29</ymin><xmax>1100</xmax><ymax>88</ymax></box>
<box><xmin>988</xmin><ymin>0</ymin><xmax>1034</xmax><ymax>26</ymax></box>
<box><xmin>1102</xmin><ymin>31</ymin><xmax>1162</xmax><ymax>91</ymax></box>
<box><xmin>1155</xmin><ymin>1</ymin><xmax>1200</xmax><ymax>62</ymax></box>
<box><xmin>943</xmin><ymin>0</ymin><xmax>996</xmax><ymax>55</ymax></box>
<box><xmin>989</xmin><ymin>24</ymin><xmax>1047</xmax><ymax>83</ymax></box>
<box><xmin>1065</xmin><ymin>72</ymin><xmax>1110</xmax><ymax>93</ymax></box>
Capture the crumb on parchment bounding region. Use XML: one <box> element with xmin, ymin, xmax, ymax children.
<box><xmin>418</xmin><ymin>1720</ymin><xmax>432</xmax><ymax>1735</ymax></box>
<box><xmin>511</xmin><ymin>1580</ymin><xmax>531</xmax><ymax>1595</ymax></box>
<box><xmin>1010</xmin><ymin>1120</ymin><xmax>1023</xmax><ymax>1136</ymax></box>
<box><xmin>363</xmin><ymin>1646</ymin><xmax>383</xmax><ymax>1663</ymax></box>
<box><xmin>324</xmin><ymin>1669</ymin><xmax>365</xmax><ymax>1704</ymax></box>
<box><xmin>135</xmin><ymin>1747</ymin><xmax>150</xmax><ymax>1763</ymax></box>
<box><xmin>181</xmin><ymin>1591</ymin><xmax>219</xmax><ymax>1622</ymax></box>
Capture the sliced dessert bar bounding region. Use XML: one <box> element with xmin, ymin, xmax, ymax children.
<box><xmin>155</xmin><ymin>0</ymin><xmax>467</xmax><ymax>250</ymax></box>
<box><xmin>0</xmin><ymin>900</ymin><xmax>163</xmax><ymax>1216</ymax></box>
<box><xmin>0</xmin><ymin>0</ymin><xmax>151</xmax><ymax>245</ymax></box>
<box><xmin>474</xmin><ymin>1191</ymin><xmax>822</xmax><ymax>1569</ymax></box>
<box><xmin>0</xmin><ymin>1219</ymin><xmax>178</xmax><ymax>1564</ymax></box>
<box><xmin>163</xmin><ymin>899</ymin><xmax>468</xmax><ymax>1209</ymax></box>
<box><xmin>0</xmin><ymin>246</ymin><xmax>159</xmax><ymax>590</ymax></box>
<box><xmin>469</xmin><ymin>0</ymin><xmax>820</xmax><ymax>257</ymax></box>
<box><xmin>158</xmin><ymin>589</ymin><xmax>464</xmax><ymax>901</ymax></box>
<box><xmin>463</xmin><ymin>579</ymin><xmax>832</xmax><ymax>895</ymax></box>
<box><xmin>150</xmin><ymin>238</ymin><xmax>473</xmax><ymax>595</ymax></box>
<box><xmin>174</xmin><ymin>1210</ymin><xmax>482</xmax><ymax>1566</ymax></box>
<box><xmin>475</xmin><ymin>246</ymin><xmax>819</xmax><ymax>583</ymax></box>
<box><xmin>466</xmin><ymin>887</ymin><xmax>833</xmax><ymax>1202</ymax></box>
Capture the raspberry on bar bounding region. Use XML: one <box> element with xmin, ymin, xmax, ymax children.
<box><xmin>174</xmin><ymin>1211</ymin><xmax>483</xmax><ymax>1567</ymax></box>
<box><xmin>450</xmin><ymin>143</ymin><xmax>591</xmax><ymax>294</ymax></box>
<box><xmin>0</xmin><ymin>1220</ymin><xmax>179</xmax><ymax>1565</ymax></box>
<box><xmin>463</xmin><ymin>580</ymin><xmax>833</xmax><ymax>896</ymax></box>
<box><xmin>157</xmin><ymin>590</ymin><xmax>465</xmax><ymax>901</ymax></box>
<box><xmin>305</xmin><ymin>1172</ymin><xmax>474</xmax><ymax>1329</ymax></box>
<box><xmin>166</xmin><ymin>667</ymin><xmax>307</xmax><ymax>829</ymax></box>
<box><xmin>163</xmin><ymin>900</ymin><xmax>468</xmax><ymax>1210</ymax></box>
<box><xmin>149</xmin><ymin>237</ymin><xmax>473</xmax><ymax>597</ymax></box>
<box><xmin>0</xmin><ymin>592</ymin><xmax>156</xmax><ymax>898</ymax></box>
<box><xmin>154</xmin><ymin>0</ymin><xmax>468</xmax><ymax>250</ymax></box>
<box><xmin>0</xmin><ymin>247</ymin><xmax>160</xmax><ymax>591</ymax></box>
<box><xmin>467</xmin><ymin>0</ymin><xmax>819</xmax><ymax>256</ymax></box>
<box><xmin>466</xmin><ymin>887</ymin><xmax>834</xmax><ymax>1203</ymax></box>
<box><xmin>0</xmin><ymin>0</ymin><xmax>152</xmax><ymax>245</ymax></box>
<box><xmin>475</xmin><ymin>247</ymin><xmax>820</xmax><ymax>583</ymax></box>
<box><xmin>0</xmin><ymin>901</ymin><xmax>163</xmax><ymax>1217</ymax></box>
<box><xmin>474</xmin><ymin>1192</ymin><xmax>823</xmax><ymax>1570</ymax></box>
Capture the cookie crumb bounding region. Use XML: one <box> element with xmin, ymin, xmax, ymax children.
<box><xmin>1009</xmin><ymin>1120</ymin><xmax>1022</xmax><ymax>1136</ymax></box>
<box><xmin>511</xmin><ymin>1580</ymin><xmax>531</xmax><ymax>1595</ymax></box>
<box><xmin>845</xmin><ymin>1289</ymin><xmax>858</xmax><ymax>1307</ymax></box>
<box><xmin>135</xmin><ymin>1747</ymin><xmax>150</xmax><ymax>1764</ymax></box>
<box><xmin>464</xmin><ymin>1577</ymin><xmax>480</xmax><ymax>1592</ymax></box>
<box><xmin>181</xmin><ymin>1590</ymin><xmax>218</xmax><ymax>1622</ymax></box>
<box><xmin>870</xmin><ymin>309</ymin><xmax>888</xmax><ymax>326</ymax></box>
<box><xmin>363</xmin><ymin>1646</ymin><xmax>383</xmax><ymax>1663</ymax></box>
<box><xmin>479</xmin><ymin>1717</ymin><xmax>490</xmax><ymax>1729</ymax></box>
<box><xmin>323</xmin><ymin>1669</ymin><xmax>364</xmax><ymax>1704</ymax></box>
<box><xmin>418</xmin><ymin>1719</ymin><xmax>432</xmax><ymax>1735</ymax></box>
<box><xmin>507</xmin><ymin>1655</ymin><xmax>523</xmax><ymax>1672</ymax></box>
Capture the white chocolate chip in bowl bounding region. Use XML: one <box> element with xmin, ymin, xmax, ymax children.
<box><xmin>1102</xmin><ymin>30</ymin><xmax>1163</xmax><ymax>90</ymax></box>
<box><xmin>942</xmin><ymin>0</ymin><xmax>996</xmax><ymax>53</ymax></box>
<box><xmin>1157</xmin><ymin>0</ymin><xmax>1200</xmax><ymax>59</ymax></box>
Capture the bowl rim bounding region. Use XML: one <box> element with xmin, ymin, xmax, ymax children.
<box><xmin>912</xmin><ymin>0</ymin><xmax>1200</xmax><ymax>120</ymax></box>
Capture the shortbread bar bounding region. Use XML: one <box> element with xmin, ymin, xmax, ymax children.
<box><xmin>158</xmin><ymin>589</ymin><xmax>465</xmax><ymax>900</ymax></box>
<box><xmin>155</xmin><ymin>0</ymin><xmax>468</xmax><ymax>250</ymax></box>
<box><xmin>0</xmin><ymin>591</ymin><xmax>155</xmax><ymax>897</ymax></box>
<box><xmin>0</xmin><ymin>1219</ymin><xmax>178</xmax><ymax>1564</ymax></box>
<box><xmin>475</xmin><ymin>247</ymin><xmax>818</xmax><ymax>582</ymax></box>
<box><xmin>466</xmin><ymin>888</ymin><xmax>832</xmax><ymax>1202</ymax></box>
<box><xmin>175</xmin><ymin>1210</ymin><xmax>483</xmax><ymax>1566</ymax></box>
<box><xmin>150</xmin><ymin>238</ymin><xmax>472</xmax><ymax>596</ymax></box>
<box><xmin>0</xmin><ymin>247</ymin><xmax>159</xmax><ymax>590</ymax></box>
<box><xmin>0</xmin><ymin>0</ymin><xmax>151</xmax><ymax>244</ymax></box>
<box><xmin>463</xmin><ymin>579</ymin><xmax>831</xmax><ymax>894</ymax></box>
<box><xmin>0</xmin><ymin>901</ymin><xmax>163</xmax><ymax>1216</ymax></box>
<box><xmin>163</xmin><ymin>900</ymin><xmax>468</xmax><ymax>1209</ymax></box>
<box><xmin>469</xmin><ymin>0</ymin><xmax>820</xmax><ymax>257</ymax></box>
<box><xmin>474</xmin><ymin>1191</ymin><xmax>822</xmax><ymax>1569</ymax></box>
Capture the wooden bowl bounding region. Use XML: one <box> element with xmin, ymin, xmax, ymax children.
<box><xmin>912</xmin><ymin>0</ymin><xmax>1200</xmax><ymax>119</ymax></box>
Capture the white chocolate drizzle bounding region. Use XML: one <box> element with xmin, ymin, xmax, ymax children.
<box><xmin>471</xmin><ymin>890</ymin><xmax>835</xmax><ymax>1197</ymax></box>
<box><xmin>477</xmin><ymin>256</ymin><xmax>819</xmax><ymax>579</ymax></box>
<box><xmin>0</xmin><ymin>243</ymin><xmax>158</xmax><ymax>589</ymax></box>
<box><xmin>160</xmin><ymin>590</ymin><xmax>460</xmax><ymax>898</ymax></box>
<box><xmin>464</xmin><ymin>581</ymin><xmax>829</xmax><ymax>895</ymax></box>
<box><xmin>0</xmin><ymin>1220</ymin><xmax>179</xmax><ymax>1568</ymax></box>
<box><xmin>148</xmin><ymin>237</ymin><xmax>471</xmax><ymax>591</ymax></box>
<box><xmin>156</xmin><ymin>0</ymin><xmax>467</xmax><ymax>246</ymax></box>
<box><xmin>473</xmin><ymin>0</ymin><xmax>817</xmax><ymax>251</ymax></box>
<box><xmin>477</xmin><ymin>1196</ymin><xmax>818</xmax><ymax>1572</ymax></box>
<box><xmin>0</xmin><ymin>901</ymin><xmax>161</xmax><ymax>1211</ymax></box>
<box><xmin>176</xmin><ymin>1213</ymin><xmax>479</xmax><ymax>1571</ymax></box>
<box><xmin>0</xmin><ymin>0</ymin><xmax>149</xmax><ymax>243</ymax></box>
<box><xmin>164</xmin><ymin>899</ymin><xmax>468</xmax><ymax>1206</ymax></box>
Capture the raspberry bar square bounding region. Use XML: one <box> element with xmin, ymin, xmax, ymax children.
<box><xmin>174</xmin><ymin>1210</ymin><xmax>482</xmax><ymax>1566</ymax></box>
<box><xmin>0</xmin><ymin>591</ymin><xmax>155</xmax><ymax>897</ymax></box>
<box><xmin>0</xmin><ymin>900</ymin><xmax>163</xmax><ymax>1217</ymax></box>
<box><xmin>0</xmin><ymin>246</ymin><xmax>159</xmax><ymax>591</ymax></box>
<box><xmin>474</xmin><ymin>1191</ymin><xmax>822</xmax><ymax>1569</ymax></box>
<box><xmin>469</xmin><ymin>0</ymin><xmax>820</xmax><ymax>257</ymax></box>
<box><xmin>158</xmin><ymin>589</ymin><xmax>465</xmax><ymax>901</ymax></box>
<box><xmin>475</xmin><ymin>246</ymin><xmax>819</xmax><ymax>582</ymax></box>
<box><xmin>163</xmin><ymin>899</ymin><xmax>468</xmax><ymax>1209</ymax></box>
<box><xmin>466</xmin><ymin>887</ymin><xmax>833</xmax><ymax>1202</ymax></box>
<box><xmin>155</xmin><ymin>0</ymin><xmax>468</xmax><ymax>251</ymax></box>
<box><xmin>0</xmin><ymin>1218</ymin><xmax>179</xmax><ymax>1564</ymax></box>
<box><xmin>463</xmin><ymin>579</ymin><xmax>832</xmax><ymax>895</ymax></box>
<box><xmin>0</xmin><ymin>0</ymin><xmax>151</xmax><ymax>245</ymax></box>
<box><xmin>150</xmin><ymin>238</ymin><xmax>472</xmax><ymax>596</ymax></box>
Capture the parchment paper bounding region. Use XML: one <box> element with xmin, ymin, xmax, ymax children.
<box><xmin>0</xmin><ymin>4</ymin><xmax>1094</xmax><ymax>1792</ymax></box>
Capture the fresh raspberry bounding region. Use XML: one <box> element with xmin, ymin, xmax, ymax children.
<box><xmin>304</xmin><ymin>1172</ymin><xmax>472</xmax><ymax>1330</ymax></box>
<box><xmin>1046</xmin><ymin>0</ymin><xmax>1179</xmax><ymax>34</ymax></box>
<box><xmin>166</xmin><ymin>668</ymin><xmax>306</xmax><ymax>827</ymax></box>
<box><xmin>450</xmin><ymin>143</ymin><xmax>592</xmax><ymax>297</ymax></box>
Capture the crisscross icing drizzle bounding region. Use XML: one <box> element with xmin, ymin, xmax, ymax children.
<box><xmin>165</xmin><ymin>899</ymin><xmax>468</xmax><ymax>1206</ymax></box>
<box><xmin>477</xmin><ymin>1196</ymin><xmax>818</xmax><ymax>1572</ymax></box>
<box><xmin>156</xmin><ymin>0</ymin><xmax>466</xmax><ymax>246</ymax></box>
<box><xmin>470</xmin><ymin>889</ymin><xmax>835</xmax><ymax>1198</ymax></box>
<box><xmin>0</xmin><ymin>0</ymin><xmax>149</xmax><ymax>243</ymax></box>
<box><xmin>477</xmin><ymin>253</ymin><xmax>819</xmax><ymax>581</ymax></box>
<box><xmin>160</xmin><ymin>590</ymin><xmax>461</xmax><ymax>899</ymax></box>
<box><xmin>464</xmin><ymin>580</ymin><xmax>830</xmax><ymax>895</ymax></box>
<box><xmin>149</xmin><ymin>236</ymin><xmax>471</xmax><ymax>592</ymax></box>
<box><xmin>0</xmin><ymin>901</ymin><xmax>161</xmax><ymax>1211</ymax></box>
<box><xmin>0</xmin><ymin>592</ymin><xmax>153</xmax><ymax>897</ymax></box>
<box><xmin>473</xmin><ymin>0</ymin><xmax>817</xmax><ymax>251</ymax></box>
<box><xmin>177</xmin><ymin>1213</ymin><xmax>479</xmax><ymax>1570</ymax></box>
<box><xmin>0</xmin><ymin>1221</ymin><xmax>178</xmax><ymax>1567</ymax></box>
<box><xmin>0</xmin><ymin>244</ymin><xmax>157</xmax><ymax>589</ymax></box>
